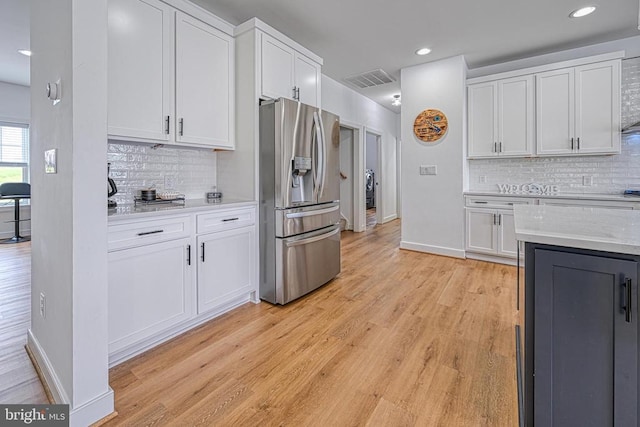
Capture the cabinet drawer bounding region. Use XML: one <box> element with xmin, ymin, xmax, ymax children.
<box><xmin>465</xmin><ymin>196</ymin><xmax>532</xmax><ymax>209</ymax></box>
<box><xmin>197</xmin><ymin>207</ymin><xmax>255</xmax><ymax>234</ymax></box>
<box><xmin>108</xmin><ymin>215</ymin><xmax>192</xmax><ymax>251</ymax></box>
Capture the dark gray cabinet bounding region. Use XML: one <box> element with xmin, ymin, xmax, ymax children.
<box><xmin>525</xmin><ymin>245</ymin><xmax>638</xmax><ymax>426</ymax></box>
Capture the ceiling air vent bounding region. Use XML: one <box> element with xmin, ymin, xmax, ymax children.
<box><xmin>344</xmin><ymin>69</ymin><xmax>396</xmax><ymax>89</ymax></box>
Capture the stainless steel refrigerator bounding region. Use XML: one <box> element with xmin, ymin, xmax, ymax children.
<box><xmin>259</xmin><ymin>98</ymin><xmax>341</xmax><ymax>304</ymax></box>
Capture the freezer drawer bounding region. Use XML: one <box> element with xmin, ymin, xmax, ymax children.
<box><xmin>274</xmin><ymin>224</ymin><xmax>341</xmax><ymax>304</ymax></box>
<box><xmin>275</xmin><ymin>202</ymin><xmax>340</xmax><ymax>238</ymax></box>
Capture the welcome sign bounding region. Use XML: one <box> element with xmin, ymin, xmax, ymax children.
<box><xmin>497</xmin><ymin>183</ymin><xmax>559</xmax><ymax>195</ymax></box>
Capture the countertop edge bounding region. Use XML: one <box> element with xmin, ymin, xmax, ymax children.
<box><xmin>464</xmin><ymin>191</ymin><xmax>640</xmax><ymax>203</ymax></box>
<box><xmin>108</xmin><ymin>199</ymin><xmax>257</xmax><ymax>222</ymax></box>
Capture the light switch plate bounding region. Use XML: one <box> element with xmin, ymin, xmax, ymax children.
<box><xmin>44</xmin><ymin>149</ymin><xmax>57</xmax><ymax>174</ymax></box>
<box><xmin>419</xmin><ymin>165</ymin><xmax>437</xmax><ymax>175</ymax></box>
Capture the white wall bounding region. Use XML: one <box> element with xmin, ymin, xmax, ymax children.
<box><xmin>400</xmin><ymin>56</ymin><xmax>467</xmax><ymax>258</ymax></box>
<box><xmin>30</xmin><ymin>0</ymin><xmax>113</xmax><ymax>425</ymax></box>
<box><xmin>365</xmin><ymin>132</ymin><xmax>377</xmax><ymax>171</ymax></box>
<box><xmin>0</xmin><ymin>81</ymin><xmax>29</xmax><ymax>123</ymax></box>
<box><xmin>0</xmin><ymin>82</ymin><xmax>31</xmax><ymax>238</ymax></box>
<box><xmin>322</xmin><ymin>75</ymin><xmax>399</xmax><ymax>223</ymax></box>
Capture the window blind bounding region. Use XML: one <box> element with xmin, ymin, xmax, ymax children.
<box><xmin>0</xmin><ymin>123</ymin><xmax>29</xmax><ymax>165</ymax></box>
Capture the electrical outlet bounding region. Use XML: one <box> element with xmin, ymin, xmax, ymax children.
<box><xmin>164</xmin><ymin>175</ymin><xmax>176</xmax><ymax>190</ymax></box>
<box><xmin>583</xmin><ymin>175</ymin><xmax>593</xmax><ymax>186</ymax></box>
<box><xmin>479</xmin><ymin>175</ymin><xmax>487</xmax><ymax>184</ymax></box>
<box><xmin>39</xmin><ymin>292</ymin><xmax>46</xmax><ymax>318</ymax></box>
<box><xmin>419</xmin><ymin>165</ymin><xmax>437</xmax><ymax>175</ymax></box>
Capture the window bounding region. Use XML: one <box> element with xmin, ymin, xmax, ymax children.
<box><xmin>0</xmin><ymin>122</ymin><xmax>30</xmax><ymax>186</ymax></box>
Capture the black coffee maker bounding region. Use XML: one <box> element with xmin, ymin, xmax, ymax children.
<box><xmin>108</xmin><ymin>163</ymin><xmax>118</xmax><ymax>208</ymax></box>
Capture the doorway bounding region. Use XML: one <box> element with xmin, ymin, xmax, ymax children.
<box><xmin>365</xmin><ymin>130</ymin><xmax>383</xmax><ymax>228</ymax></box>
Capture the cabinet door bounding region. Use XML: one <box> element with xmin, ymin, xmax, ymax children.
<box><xmin>260</xmin><ymin>33</ymin><xmax>295</xmax><ymax>101</ymax></box>
<box><xmin>294</xmin><ymin>53</ymin><xmax>320</xmax><ymax>107</ymax></box>
<box><xmin>498</xmin><ymin>75</ymin><xmax>534</xmax><ymax>157</ymax></box>
<box><xmin>108</xmin><ymin>0</ymin><xmax>173</xmax><ymax>142</ymax></box>
<box><xmin>536</xmin><ymin>68</ymin><xmax>574</xmax><ymax>155</ymax></box>
<box><xmin>497</xmin><ymin>210</ymin><xmax>518</xmax><ymax>257</ymax></box>
<box><xmin>175</xmin><ymin>12</ymin><xmax>234</xmax><ymax>148</ymax></box>
<box><xmin>575</xmin><ymin>60</ymin><xmax>621</xmax><ymax>154</ymax></box>
<box><xmin>468</xmin><ymin>82</ymin><xmax>498</xmax><ymax>158</ymax></box>
<box><xmin>465</xmin><ymin>209</ymin><xmax>497</xmax><ymax>254</ymax></box>
<box><xmin>534</xmin><ymin>249</ymin><xmax>638</xmax><ymax>426</ymax></box>
<box><xmin>108</xmin><ymin>237</ymin><xmax>194</xmax><ymax>353</ymax></box>
<box><xmin>197</xmin><ymin>226</ymin><xmax>255</xmax><ymax>313</ymax></box>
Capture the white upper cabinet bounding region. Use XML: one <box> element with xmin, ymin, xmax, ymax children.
<box><xmin>108</xmin><ymin>0</ymin><xmax>235</xmax><ymax>149</ymax></box>
<box><xmin>468</xmin><ymin>75</ymin><xmax>534</xmax><ymax>158</ymax></box>
<box><xmin>108</xmin><ymin>0</ymin><xmax>173</xmax><ymax>142</ymax></box>
<box><xmin>294</xmin><ymin>53</ymin><xmax>321</xmax><ymax>107</ymax></box>
<box><xmin>536</xmin><ymin>60</ymin><xmax>620</xmax><ymax>156</ymax></box>
<box><xmin>175</xmin><ymin>12</ymin><xmax>234</xmax><ymax>148</ymax></box>
<box><xmin>261</xmin><ymin>34</ymin><xmax>296</xmax><ymax>101</ymax></box>
<box><xmin>259</xmin><ymin>32</ymin><xmax>321</xmax><ymax>107</ymax></box>
<box><xmin>574</xmin><ymin>61</ymin><xmax>620</xmax><ymax>154</ymax></box>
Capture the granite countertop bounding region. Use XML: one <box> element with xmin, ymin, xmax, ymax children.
<box><xmin>108</xmin><ymin>198</ymin><xmax>256</xmax><ymax>221</ymax></box>
<box><xmin>513</xmin><ymin>204</ymin><xmax>640</xmax><ymax>255</ymax></box>
<box><xmin>464</xmin><ymin>191</ymin><xmax>640</xmax><ymax>202</ymax></box>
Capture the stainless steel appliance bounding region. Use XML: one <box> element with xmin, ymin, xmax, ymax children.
<box><xmin>108</xmin><ymin>162</ymin><xmax>118</xmax><ymax>208</ymax></box>
<box><xmin>365</xmin><ymin>169</ymin><xmax>375</xmax><ymax>209</ymax></box>
<box><xmin>259</xmin><ymin>98</ymin><xmax>341</xmax><ymax>304</ymax></box>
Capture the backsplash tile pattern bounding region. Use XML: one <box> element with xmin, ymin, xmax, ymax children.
<box><xmin>468</xmin><ymin>57</ymin><xmax>640</xmax><ymax>195</ymax></box>
<box><xmin>107</xmin><ymin>142</ymin><xmax>217</xmax><ymax>205</ymax></box>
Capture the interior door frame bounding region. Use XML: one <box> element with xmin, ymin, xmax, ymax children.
<box><xmin>340</xmin><ymin>120</ymin><xmax>366</xmax><ymax>232</ymax></box>
<box><xmin>365</xmin><ymin>127</ymin><xmax>384</xmax><ymax>226</ymax></box>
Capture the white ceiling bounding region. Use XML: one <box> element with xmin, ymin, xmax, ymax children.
<box><xmin>2</xmin><ymin>0</ymin><xmax>639</xmax><ymax>113</ymax></box>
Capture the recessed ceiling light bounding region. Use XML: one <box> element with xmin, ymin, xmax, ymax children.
<box><xmin>18</xmin><ymin>49</ymin><xmax>32</xmax><ymax>57</ymax></box>
<box><xmin>569</xmin><ymin>6</ymin><xmax>596</xmax><ymax>18</ymax></box>
<box><xmin>392</xmin><ymin>94</ymin><xmax>401</xmax><ymax>106</ymax></box>
<box><xmin>415</xmin><ymin>48</ymin><xmax>431</xmax><ymax>56</ymax></box>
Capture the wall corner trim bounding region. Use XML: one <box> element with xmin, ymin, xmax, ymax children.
<box><xmin>27</xmin><ymin>330</ymin><xmax>70</xmax><ymax>405</ymax></box>
<box><xmin>27</xmin><ymin>330</ymin><xmax>115</xmax><ymax>426</ymax></box>
<box><xmin>399</xmin><ymin>241</ymin><xmax>466</xmax><ymax>259</ymax></box>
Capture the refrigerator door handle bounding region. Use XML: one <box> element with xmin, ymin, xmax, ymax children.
<box><xmin>315</xmin><ymin>112</ymin><xmax>327</xmax><ymax>199</ymax></box>
<box><xmin>285</xmin><ymin>204</ymin><xmax>339</xmax><ymax>219</ymax></box>
<box><xmin>284</xmin><ymin>226</ymin><xmax>340</xmax><ymax>247</ymax></box>
<box><xmin>311</xmin><ymin>116</ymin><xmax>320</xmax><ymax>201</ymax></box>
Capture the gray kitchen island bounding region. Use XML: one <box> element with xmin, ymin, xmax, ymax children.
<box><xmin>513</xmin><ymin>204</ymin><xmax>640</xmax><ymax>427</ymax></box>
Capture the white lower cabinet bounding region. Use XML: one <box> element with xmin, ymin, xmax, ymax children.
<box><xmin>466</xmin><ymin>206</ymin><xmax>521</xmax><ymax>261</ymax></box>
<box><xmin>197</xmin><ymin>225</ymin><xmax>255</xmax><ymax>313</ymax></box>
<box><xmin>108</xmin><ymin>237</ymin><xmax>195</xmax><ymax>355</ymax></box>
<box><xmin>108</xmin><ymin>204</ymin><xmax>257</xmax><ymax>365</ymax></box>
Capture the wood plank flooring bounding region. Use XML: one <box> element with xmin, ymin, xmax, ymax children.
<box><xmin>105</xmin><ymin>219</ymin><xmax>519</xmax><ymax>426</ymax></box>
<box><xmin>0</xmin><ymin>242</ymin><xmax>48</xmax><ymax>404</ymax></box>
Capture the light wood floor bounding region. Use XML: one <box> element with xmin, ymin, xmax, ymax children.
<box><xmin>0</xmin><ymin>241</ymin><xmax>48</xmax><ymax>404</ymax></box>
<box><xmin>105</xmin><ymin>219</ymin><xmax>519</xmax><ymax>426</ymax></box>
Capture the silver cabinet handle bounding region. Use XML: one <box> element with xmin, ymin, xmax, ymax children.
<box><xmin>187</xmin><ymin>244</ymin><xmax>191</xmax><ymax>266</ymax></box>
<box><xmin>179</xmin><ymin>118</ymin><xmax>184</xmax><ymax>136</ymax></box>
<box><xmin>577</xmin><ymin>137</ymin><xmax>581</xmax><ymax>150</ymax></box>
<box><xmin>222</xmin><ymin>217</ymin><xmax>239</xmax><ymax>222</ymax></box>
<box><xmin>474</xmin><ymin>201</ymin><xmax>488</xmax><ymax>204</ymax></box>
<box><xmin>571</xmin><ymin>137</ymin><xmax>574</xmax><ymax>150</ymax></box>
<box><xmin>493</xmin><ymin>142</ymin><xmax>497</xmax><ymax>153</ymax></box>
<box><xmin>624</xmin><ymin>278</ymin><xmax>633</xmax><ymax>323</ymax></box>
<box><xmin>137</xmin><ymin>229</ymin><xmax>164</xmax><ymax>236</ymax></box>
<box><xmin>292</xmin><ymin>86</ymin><xmax>298</xmax><ymax>100</ymax></box>
<box><xmin>296</xmin><ymin>87</ymin><xmax>300</xmax><ymax>100</ymax></box>
<box><xmin>201</xmin><ymin>242</ymin><xmax>205</xmax><ymax>262</ymax></box>
<box><xmin>493</xmin><ymin>214</ymin><xmax>496</xmax><ymax>225</ymax></box>
<box><xmin>498</xmin><ymin>214</ymin><xmax>502</xmax><ymax>226</ymax></box>
<box><xmin>499</xmin><ymin>142</ymin><xmax>502</xmax><ymax>153</ymax></box>
<box><xmin>165</xmin><ymin>115</ymin><xmax>170</xmax><ymax>134</ymax></box>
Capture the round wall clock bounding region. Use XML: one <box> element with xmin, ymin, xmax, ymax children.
<box><xmin>413</xmin><ymin>109</ymin><xmax>448</xmax><ymax>143</ymax></box>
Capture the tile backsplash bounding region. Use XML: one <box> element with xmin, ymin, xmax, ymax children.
<box><xmin>468</xmin><ymin>57</ymin><xmax>640</xmax><ymax>195</ymax></box>
<box><xmin>107</xmin><ymin>142</ymin><xmax>217</xmax><ymax>205</ymax></box>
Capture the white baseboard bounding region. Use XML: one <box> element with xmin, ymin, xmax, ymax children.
<box><xmin>465</xmin><ymin>252</ymin><xmax>523</xmax><ymax>267</ymax></box>
<box><xmin>27</xmin><ymin>329</ymin><xmax>70</xmax><ymax>405</ymax></box>
<box><xmin>400</xmin><ymin>241</ymin><xmax>465</xmax><ymax>259</ymax></box>
<box><xmin>27</xmin><ymin>330</ymin><xmax>115</xmax><ymax>427</ymax></box>
<box><xmin>108</xmin><ymin>292</ymin><xmax>253</xmax><ymax>367</ymax></box>
<box><xmin>381</xmin><ymin>214</ymin><xmax>397</xmax><ymax>224</ymax></box>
